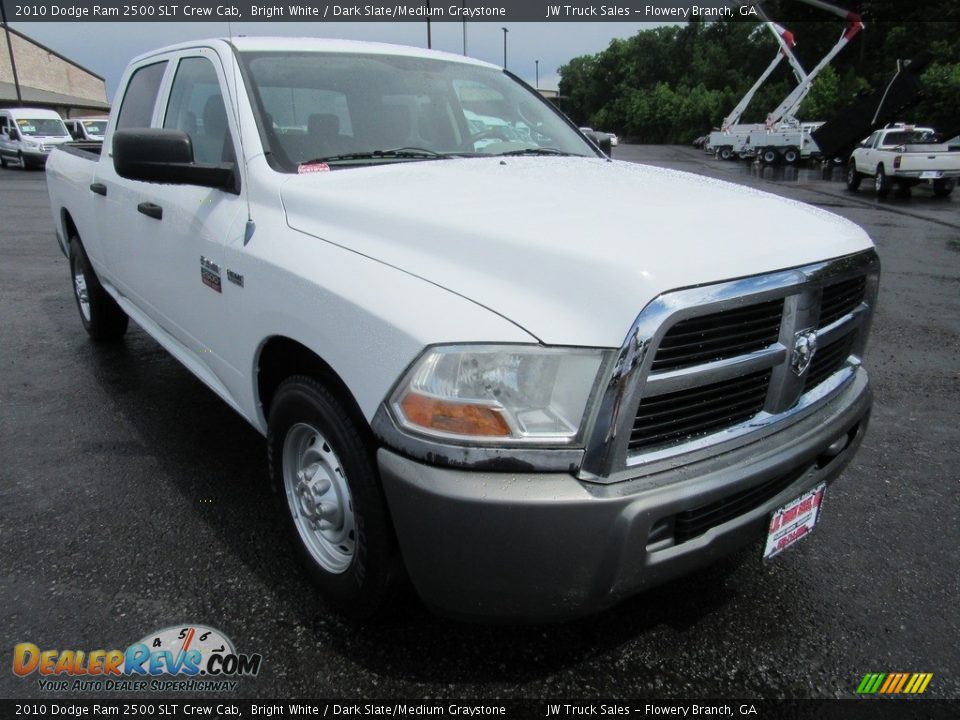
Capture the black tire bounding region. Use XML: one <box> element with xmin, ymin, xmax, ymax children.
<box><xmin>933</xmin><ymin>178</ymin><xmax>955</xmax><ymax>198</ymax></box>
<box><xmin>17</xmin><ymin>151</ymin><xmax>25</xmax><ymax>170</ymax></box>
<box><xmin>782</xmin><ymin>147</ymin><xmax>800</xmax><ymax>164</ymax></box>
<box><xmin>0</xmin><ymin>153</ymin><xmax>7</xmax><ymax>169</ymax></box>
<box><xmin>874</xmin><ymin>165</ymin><xmax>891</xmax><ymax>198</ymax></box>
<box><xmin>68</xmin><ymin>237</ymin><xmax>129</xmax><ymax>341</ymax></box>
<box><xmin>761</xmin><ymin>147</ymin><xmax>780</xmax><ymax>165</ymax></box>
<box><xmin>718</xmin><ymin>146</ymin><xmax>733</xmax><ymax>161</ymax></box>
<box><xmin>846</xmin><ymin>162</ymin><xmax>862</xmax><ymax>191</ymax></box>
<box><xmin>267</xmin><ymin>376</ymin><xmax>401</xmax><ymax>619</ymax></box>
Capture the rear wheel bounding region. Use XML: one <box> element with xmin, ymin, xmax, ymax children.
<box><xmin>718</xmin><ymin>146</ymin><xmax>733</xmax><ymax>161</ymax></box>
<box><xmin>782</xmin><ymin>147</ymin><xmax>800</xmax><ymax>164</ymax></box>
<box><xmin>268</xmin><ymin>376</ymin><xmax>401</xmax><ymax>619</ymax></box>
<box><xmin>846</xmin><ymin>162</ymin><xmax>862</xmax><ymax>191</ymax></box>
<box><xmin>68</xmin><ymin>237</ymin><xmax>128</xmax><ymax>341</ymax></box>
<box><xmin>874</xmin><ymin>165</ymin><xmax>891</xmax><ymax>198</ymax></box>
<box><xmin>933</xmin><ymin>178</ymin><xmax>955</xmax><ymax>198</ymax></box>
<box><xmin>761</xmin><ymin>147</ymin><xmax>779</xmax><ymax>165</ymax></box>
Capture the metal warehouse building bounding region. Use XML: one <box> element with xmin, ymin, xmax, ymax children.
<box><xmin>0</xmin><ymin>25</ymin><xmax>109</xmax><ymax>117</ymax></box>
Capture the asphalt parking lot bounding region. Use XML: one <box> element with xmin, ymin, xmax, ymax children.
<box><xmin>1</xmin><ymin>146</ymin><xmax>958</xmax><ymax>700</ymax></box>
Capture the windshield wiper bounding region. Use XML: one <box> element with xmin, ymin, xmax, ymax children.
<box><xmin>495</xmin><ymin>147</ymin><xmax>575</xmax><ymax>157</ymax></box>
<box><xmin>301</xmin><ymin>147</ymin><xmax>453</xmax><ymax>164</ymax></box>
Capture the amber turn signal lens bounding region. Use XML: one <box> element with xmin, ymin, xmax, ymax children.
<box><xmin>400</xmin><ymin>392</ymin><xmax>511</xmax><ymax>437</ymax></box>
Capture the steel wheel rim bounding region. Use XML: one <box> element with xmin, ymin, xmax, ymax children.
<box><xmin>875</xmin><ymin>173</ymin><xmax>883</xmax><ymax>192</ymax></box>
<box><xmin>73</xmin><ymin>267</ymin><xmax>91</xmax><ymax>322</ymax></box>
<box><xmin>847</xmin><ymin>166</ymin><xmax>856</xmax><ymax>184</ymax></box>
<box><xmin>282</xmin><ymin>422</ymin><xmax>355</xmax><ymax>574</ymax></box>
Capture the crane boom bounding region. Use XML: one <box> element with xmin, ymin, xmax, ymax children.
<box><xmin>764</xmin><ymin>0</ymin><xmax>864</xmax><ymax>127</ymax></box>
<box><xmin>719</xmin><ymin>3</ymin><xmax>801</xmax><ymax>131</ymax></box>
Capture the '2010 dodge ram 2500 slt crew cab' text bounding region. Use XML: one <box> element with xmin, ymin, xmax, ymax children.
<box><xmin>46</xmin><ymin>37</ymin><xmax>879</xmax><ymax>621</ymax></box>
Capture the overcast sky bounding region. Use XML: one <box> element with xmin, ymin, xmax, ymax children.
<box><xmin>17</xmin><ymin>21</ymin><xmax>667</xmax><ymax>101</ymax></box>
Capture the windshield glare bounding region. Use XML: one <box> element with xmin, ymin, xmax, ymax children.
<box><xmin>16</xmin><ymin>118</ymin><xmax>68</xmax><ymax>137</ymax></box>
<box><xmin>240</xmin><ymin>51</ymin><xmax>596</xmax><ymax>170</ymax></box>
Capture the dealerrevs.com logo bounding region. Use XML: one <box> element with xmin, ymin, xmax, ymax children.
<box><xmin>13</xmin><ymin>624</ymin><xmax>262</xmax><ymax>693</ymax></box>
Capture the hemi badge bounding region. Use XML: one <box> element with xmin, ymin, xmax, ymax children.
<box><xmin>227</xmin><ymin>270</ymin><xmax>244</xmax><ymax>287</ymax></box>
<box><xmin>200</xmin><ymin>256</ymin><xmax>222</xmax><ymax>293</ymax></box>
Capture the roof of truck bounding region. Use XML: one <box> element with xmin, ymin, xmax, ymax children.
<box><xmin>130</xmin><ymin>37</ymin><xmax>500</xmax><ymax>71</ymax></box>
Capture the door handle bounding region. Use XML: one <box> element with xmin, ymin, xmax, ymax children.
<box><xmin>89</xmin><ymin>182</ymin><xmax>107</xmax><ymax>196</ymax></box>
<box><xmin>137</xmin><ymin>202</ymin><xmax>163</xmax><ymax>220</ymax></box>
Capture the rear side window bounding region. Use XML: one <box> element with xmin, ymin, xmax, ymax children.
<box><xmin>116</xmin><ymin>62</ymin><xmax>167</xmax><ymax>130</ymax></box>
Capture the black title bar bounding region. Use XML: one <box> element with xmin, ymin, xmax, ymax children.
<box><xmin>0</xmin><ymin>0</ymin><xmax>923</xmax><ymax>23</ymax></box>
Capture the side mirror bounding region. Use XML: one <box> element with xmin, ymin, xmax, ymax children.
<box><xmin>113</xmin><ymin>128</ymin><xmax>238</xmax><ymax>194</ymax></box>
<box><xmin>10</xmin><ymin>129</ymin><xmax>20</xmax><ymax>141</ymax></box>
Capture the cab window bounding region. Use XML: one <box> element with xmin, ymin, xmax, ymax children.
<box><xmin>163</xmin><ymin>56</ymin><xmax>235</xmax><ymax>164</ymax></box>
<box><xmin>116</xmin><ymin>62</ymin><xmax>168</xmax><ymax>130</ymax></box>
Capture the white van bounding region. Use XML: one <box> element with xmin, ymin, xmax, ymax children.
<box><xmin>0</xmin><ymin>108</ymin><xmax>72</xmax><ymax>168</ymax></box>
<box><xmin>64</xmin><ymin>117</ymin><xmax>107</xmax><ymax>142</ymax></box>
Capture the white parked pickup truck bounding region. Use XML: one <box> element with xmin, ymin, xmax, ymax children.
<box><xmin>46</xmin><ymin>38</ymin><xmax>880</xmax><ymax>621</ymax></box>
<box><xmin>847</xmin><ymin>126</ymin><xmax>960</xmax><ymax>197</ymax></box>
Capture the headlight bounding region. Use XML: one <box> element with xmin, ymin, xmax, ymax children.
<box><xmin>390</xmin><ymin>345</ymin><xmax>609</xmax><ymax>444</ymax></box>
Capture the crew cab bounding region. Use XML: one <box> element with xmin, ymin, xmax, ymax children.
<box><xmin>847</xmin><ymin>125</ymin><xmax>959</xmax><ymax>197</ymax></box>
<box><xmin>46</xmin><ymin>38</ymin><xmax>879</xmax><ymax>621</ymax></box>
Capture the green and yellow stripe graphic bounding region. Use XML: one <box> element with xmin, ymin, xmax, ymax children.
<box><xmin>857</xmin><ymin>672</ymin><xmax>933</xmax><ymax>694</ymax></box>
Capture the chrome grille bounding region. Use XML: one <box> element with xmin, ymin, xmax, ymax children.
<box><xmin>651</xmin><ymin>299</ymin><xmax>783</xmax><ymax>372</ymax></box>
<box><xmin>629</xmin><ymin>370</ymin><xmax>771</xmax><ymax>452</ymax></box>
<box><xmin>580</xmin><ymin>251</ymin><xmax>881</xmax><ymax>479</ymax></box>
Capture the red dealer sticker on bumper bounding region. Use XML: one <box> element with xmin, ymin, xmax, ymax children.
<box><xmin>763</xmin><ymin>482</ymin><xmax>825</xmax><ymax>560</ymax></box>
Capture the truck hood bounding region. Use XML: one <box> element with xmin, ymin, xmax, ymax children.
<box><xmin>281</xmin><ymin>157</ymin><xmax>873</xmax><ymax>347</ymax></box>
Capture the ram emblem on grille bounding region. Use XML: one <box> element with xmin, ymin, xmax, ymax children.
<box><xmin>791</xmin><ymin>329</ymin><xmax>818</xmax><ymax>375</ymax></box>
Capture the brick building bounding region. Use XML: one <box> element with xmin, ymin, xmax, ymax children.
<box><xmin>0</xmin><ymin>25</ymin><xmax>109</xmax><ymax>118</ymax></box>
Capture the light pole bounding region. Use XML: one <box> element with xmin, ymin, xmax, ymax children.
<box><xmin>501</xmin><ymin>27</ymin><xmax>508</xmax><ymax>69</ymax></box>
<box><xmin>426</xmin><ymin>1</ymin><xmax>432</xmax><ymax>49</ymax></box>
<box><xmin>535</xmin><ymin>60</ymin><xmax>539</xmax><ymax>89</ymax></box>
<box><xmin>0</xmin><ymin>8</ymin><xmax>23</xmax><ymax>104</ymax></box>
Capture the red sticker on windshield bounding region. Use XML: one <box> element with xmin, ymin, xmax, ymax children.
<box><xmin>298</xmin><ymin>162</ymin><xmax>330</xmax><ymax>174</ymax></box>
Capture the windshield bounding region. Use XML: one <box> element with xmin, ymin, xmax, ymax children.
<box><xmin>239</xmin><ymin>51</ymin><xmax>596</xmax><ymax>171</ymax></box>
<box><xmin>82</xmin><ymin>120</ymin><xmax>107</xmax><ymax>136</ymax></box>
<box><xmin>16</xmin><ymin>118</ymin><xmax>68</xmax><ymax>137</ymax></box>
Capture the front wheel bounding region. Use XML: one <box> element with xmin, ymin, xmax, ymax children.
<box><xmin>933</xmin><ymin>178</ymin><xmax>955</xmax><ymax>198</ymax></box>
<box><xmin>268</xmin><ymin>376</ymin><xmax>401</xmax><ymax>618</ymax></box>
<box><xmin>69</xmin><ymin>238</ymin><xmax>129</xmax><ymax>341</ymax></box>
<box><xmin>846</xmin><ymin>162</ymin><xmax>862</xmax><ymax>191</ymax></box>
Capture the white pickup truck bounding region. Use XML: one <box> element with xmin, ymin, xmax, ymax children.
<box><xmin>46</xmin><ymin>37</ymin><xmax>879</xmax><ymax>621</ymax></box>
<box><xmin>847</xmin><ymin>126</ymin><xmax>959</xmax><ymax>197</ymax></box>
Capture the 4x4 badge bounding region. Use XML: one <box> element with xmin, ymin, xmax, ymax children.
<box><xmin>791</xmin><ymin>329</ymin><xmax>818</xmax><ymax>375</ymax></box>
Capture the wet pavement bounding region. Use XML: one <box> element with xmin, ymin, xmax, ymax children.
<box><xmin>1</xmin><ymin>149</ymin><xmax>958</xmax><ymax>700</ymax></box>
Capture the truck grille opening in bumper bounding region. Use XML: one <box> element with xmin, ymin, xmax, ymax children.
<box><xmin>672</xmin><ymin>466</ymin><xmax>809</xmax><ymax>544</ymax></box>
